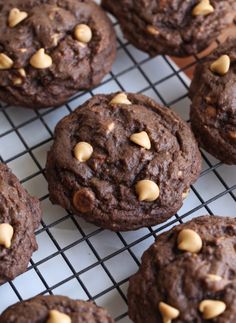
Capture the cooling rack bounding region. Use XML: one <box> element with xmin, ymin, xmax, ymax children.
<box><xmin>1</xmin><ymin>4</ymin><xmax>236</xmax><ymax>322</ymax></box>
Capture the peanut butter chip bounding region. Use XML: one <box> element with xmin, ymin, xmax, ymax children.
<box><xmin>192</xmin><ymin>0</ymin><xmax>214</xmax><ymax>16</ymax></box>
<box><xmin>51</xmin><ymin>34</ymin><xmax>61</xmax><ymax>46</ymax></box>
<box><xmin>146</xmin><ymin>25</ymin><xmax>160</xmax><ymax>36</ymax></box>
<box><xmin>206</xmin><ymin>274</ymin><xmax>222</xmax><ymax>282</ymax></box>
<box><xmin>47</xmin><ymin>310</ymin><xmax>71</xmax><ymax>323</ymax></box>
<box><xmin>0</xmin><ymin>223</ymin><xmax>14</xmax><ymax>249</ymax></box>
<box><xmin>130</xmin><ymin>131</ymin><xmax>151</xmax><ymax>149</ymax></box>
<box><xmin>74</xmin><ymin>142</ymin><xmax>93</xmax><ymax>162</ymax></box>
<box><xmin>30</xmin><ymin>49</ymin><xmax>52</xmax><ymax>69</ymax></box>
<box><xmin>159</xmin><ymin>302</ymin><xmax>180</xmax><ymax>323</ymax></box>
<box><xmin>8</xmin><ymin>8</ymin><xmax>28</xmax><ymax>28</ymax></box>
<box><xmin>110</xmin><ymin>93</ymin><xmax>132</xmax><ymax>105</ymax></box>
<box><xmin>13</xmin><ymin>78</ymin><xmax>23</xmax><ymax>85</ymax></box>
<box><xmin>18</xmin><ymin>68</ymin><xmax>26</xmax><ymax>77</ymax></box>
<box><xmin>210</xmin><ymin>55</ymin><xmax>230</xmax><ymax>76</ymax></box>
<box><xmin>74</xmin><ymin>24</ymin><xmax>92</xmax><ymax>43</ymax></box>
<box><xmin>135</xmin><ymin>180</ymin><xmax>160</xmax><ymax>202</ymax></box>
<box><xmin>177</xmin><ymin>229</ymin><xmax>202</xmax><ymax>253</ymax></box>
<box><xmin>0</xmin><ymin>53</ymin><xmax>14</xmax><ymax>70</ymax></box>
<box><xmin>73</xmin><ymin>189</ymin><xmax>95</xmax><ymax>213</ymax></box>
<box><xmin>19</xmin><ymin>48</ymin><xmax>27</xmax><ymax>53</ymax></box>
<box><xmin>106</xmin><ymin>122</ymin><xmax>115</xmax><ymax>134</ymax></box>
<box><xmin>199</xmin><ymin>300</ymin><xmax>226</xmax><ymax>319</ymax></box>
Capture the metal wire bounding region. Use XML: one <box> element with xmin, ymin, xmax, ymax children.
<box><xmin>1</xmin><ymin>17</ymin><xmax>236</xmax><ymax>322</ymax></box>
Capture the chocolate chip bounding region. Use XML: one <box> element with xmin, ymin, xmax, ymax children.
<box><xmin>73</xmin><ymin>188</ymin><xmax>95</xmax><ymax>213</ymax></box>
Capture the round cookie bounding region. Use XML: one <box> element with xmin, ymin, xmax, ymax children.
<box><xmin>128</xmin><ymin>215</ymin><xmax>236</xmax><ymax>323</ymax></box>
<box><xmin>102</xmin><ymin>0</ymin><xmax>235</xmax><ymax>57</ymax></box>
<box><xmin>0</xmin><ymin>295</ymin><xmax>114</xmax><ymax>322</ymax></box>
<box><xmin>190</xmin><ymin>38</ymin><xmax>236</xmax><ymax>164</ymax></box>
<box><xmin>0</xmin><ymin>163</ymin><xmax>41</xmax><ymax>284</ymax></box>
<box><xmin>0</xmin><ymin>0</ymin><xmax>116</xmax><ymax>109</ymax></box>
<box><xmin>46</xmin><ymin>92</ymin><xmax>201</xmax><ymax>231</ymax></box>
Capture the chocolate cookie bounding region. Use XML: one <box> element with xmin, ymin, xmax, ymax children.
<box><xmin>46</xmin><ymin>92</ymin><xmax>201</xmax><ymax>231</ymax></box>
<box><xmin>102</xmin><ymin>0</ymin><xmax>235</xmax><ymax>57</ymax></box>
<box><xmin>0</xmin><ymin>163</ymin><xmax>41</xmax><ymax>284</ymax></box>
<box><xmin>0</xmin><ymin>295</ymin><xmax>114</xmax><ymax>322</ymax></box>
<box><xmin>128</xmin><ymin>215</ymin><xmax>236</xmax><ymax>323</ymax></box>
<box><xmin>0</xmin><ymin>0</ymin><xmax>116</xmax><ymax>109</ymax></box>
<box><xmin>190</xmin><ymin>39</ymin><xmax>236</xmax><ymax>164</ymax></box>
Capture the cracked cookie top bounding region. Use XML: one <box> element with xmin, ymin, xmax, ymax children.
<box><xmin>0</xmin><ymin>295</ymin><xmax>114</xmax><ymax>322</ymax></box>
<box><xmin>190</xmin><ymin>38</ymin><xmax>236</xmax><ymax>164</ymax></box>
<box><xmin>46</xmin><ymin>92</ymin><xmax>201</xmax><ymax>231</ymax></box>
<box><xmin>0</xmin><ymin>0</ymin><xmax>116</xmax><ymax>108</ymax></box>
<box><xmin>128</xmin><ymin>215</ymin><xmax>236</xmax><ymax>323</ymax></box>
<box><xmin>102</xmin><ymin>0</ymin><xmax>235</xmax><ymax>57</ymax></box>
<box><xmin>0</xmin><ymin>163</ymin><xmax>41</xmax><ymax>284</ymax></box>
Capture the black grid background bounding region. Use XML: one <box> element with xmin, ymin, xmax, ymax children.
<box><xmin>1</xmin><ymin>9</ymin><xmax>236</xmax><ymax>322</ymax></box>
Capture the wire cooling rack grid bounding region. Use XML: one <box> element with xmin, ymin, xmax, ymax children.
<box><xmin>1</xmin><ymin>4</ymin><xmax>236</xmax><ymax>322</ymax></box>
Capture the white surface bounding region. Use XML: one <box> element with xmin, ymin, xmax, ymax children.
<box><xmin>1</xmin><ymin>10</ymin><xmax>236</xmax><ymax>323</ymax></box>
